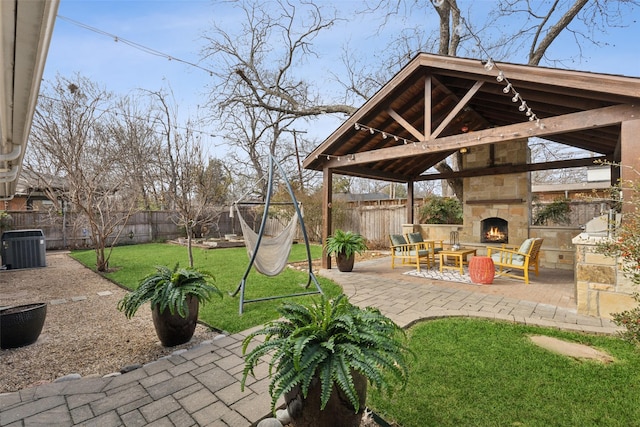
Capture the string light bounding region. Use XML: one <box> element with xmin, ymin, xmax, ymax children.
<box><xmin>353</xmin><ymin>123</ymin><xmax>419</xmax><ymax>145</ymax></box>
<box><xmin>483</xmin><ymin>59</ymin><xmax>494</xmax><ymax>71</ymax></box>
<box><xmin>440</xmin><ymin>0</ymin><xmax>543</xmax><ymax>128</ymax></box>
<box><xmin>317</xmin><ymin>154</ymin><xmax>342</xmax><ymax>161</ymax></box>
<box><xmin>57</xmin><ymin>15</ymin><xmax>217</xmax><ymax>76</ymax></box>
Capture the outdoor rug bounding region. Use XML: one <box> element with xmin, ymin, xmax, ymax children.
<box><xmin>404</xmin><ymin>267</ymin><xmax>476</xmax><ymax>285</ymax></box>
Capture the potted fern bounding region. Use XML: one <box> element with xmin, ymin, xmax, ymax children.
<box><xmin>117</xmin><ymin>264</ymin><xmax>222</xmax><ymax>347</ymax></box>
<box><xmin>241</xmin><ymin>294</ymin><xmax>410</xmax><ymax>427</ymax></box>
<box><xmin>325</xmin><ymin>229</ymin><xmax>368</xmax><ymax>272</ymax></box>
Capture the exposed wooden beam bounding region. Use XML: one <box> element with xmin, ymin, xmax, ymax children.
<box><xmin>431</xmin><ymin>80</ymin><xmax>484</xmax><ymax>139</ymax></box>
<box><xmin>322</xmin><ymin>104</ymin><xmax>639</xmax><ymax>169</ymax></box>
<box><xmin>424</xmin><ymin>75</ymin><xmax>431</xmax><ymax>139</ymax></box>
<box><xmin>416</xmin><ymin>156</ymin><xmax>612</xmax><ymax>181</ymax></box>
<box><xmin>386</xmin><ymin>108</ymin><xmax>424</xmax><ymax>141</ymax></box>
<box><xmin>330</xmin><ymin>165</ymin><xmax>408</xmax><ymax>183</ymax></box>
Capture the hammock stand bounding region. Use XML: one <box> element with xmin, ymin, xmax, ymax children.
<box><xmin>230</xmin><ymin>154</ymin><xmax>323</xmax><ymax>314</ymax></box>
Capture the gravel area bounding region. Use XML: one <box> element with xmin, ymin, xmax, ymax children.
<box><xmin>0</xmin><ymin>252</ymin><xmax>219</xmax><ymax>394</ymax></box>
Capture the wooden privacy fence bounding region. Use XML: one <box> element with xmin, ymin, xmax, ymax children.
<box><xmin>3</xmin><ymin>200</ymin><xmax>606</xmax><ymax>250</ymax></box>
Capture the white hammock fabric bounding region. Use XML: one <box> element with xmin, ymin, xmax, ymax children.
<box><xmin>236</xmin><ymin>205</ymin><xmax>299</xmax><ymax>276</ymax></box>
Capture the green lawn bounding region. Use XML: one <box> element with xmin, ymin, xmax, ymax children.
<box><xmin>368</xmin><ymin>318</ymin><xmax>640</xmax><ymax>427</ymax></box>
<box><xmin>71</xmin><ymin>243</ymin><xmax>341</xmax><ymax>333</ymax></box>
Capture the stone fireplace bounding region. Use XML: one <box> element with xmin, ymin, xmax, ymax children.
<box><xmin>481</xmin><ymin>217</ymin><xmax>508</xmax><ymax>244</ymax></box>
<box><xmin>459</xmin><ymin>139</ymin><xmax>530</xmax><ymax>246</ymax></box>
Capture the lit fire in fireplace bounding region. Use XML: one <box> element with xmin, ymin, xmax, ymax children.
<box><xmin>485</xmin><ymin>227</ymin><xmax>506</xmax><ymax>242</ymax></box>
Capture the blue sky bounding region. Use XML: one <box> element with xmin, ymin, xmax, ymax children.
<box><xmin>42</xmin><ymin>0</ymin><xmax>640</xmax><ymax>155</ymax></box>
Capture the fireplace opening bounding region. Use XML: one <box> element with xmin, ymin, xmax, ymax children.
<box><xmin>481</xmin><ymin>217</ymin><xmax>508</xmax><ymax>244</ymax></box>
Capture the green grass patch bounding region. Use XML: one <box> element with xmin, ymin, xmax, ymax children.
<box><xmin>368</xmin><ymin>318</ymin><xmax>640</xmax><ymax>426</ymax></box>
<box><xmin>71</xmin><ymin>243</ymin><xmax>341</xmax><ymax>333</ymax></box>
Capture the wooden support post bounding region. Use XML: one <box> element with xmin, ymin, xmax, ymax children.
<box><xmin>322</xmin><ymin>167</ymin><xmax>333</xmax><ymax>269</ymax></box>
<box><xmin>407</xmin><ymin>180</ymin><xmax>414</xmax><ymax>224</ymax></box>
<box><xmin>620</xmin><ymin>119</ymin><xmax>640</xmax><ymax>213</ymax></box>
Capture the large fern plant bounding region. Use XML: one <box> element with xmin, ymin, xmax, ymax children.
<box><xmin>324</xmin><ymin>229</ymin><xmax>368</xmax><ymax>258</ymax></box>
<box><xmin>241</xmin><ymin>294</ymin><xmax>410</xmax><ymax>415</ymax></box>
<box><xmin>117</xmin><ymin>264</ymin><xmax>222</xmax><ymax>318</ymax></box>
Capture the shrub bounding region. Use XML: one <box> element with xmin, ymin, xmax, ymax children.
<box><xmin>418</xmin><ymin>196</ymin><xmax>462</xmax><ymax>224</ymax></box>
<box><xmin>611</xmin><ymin>293</ymin><xmax>640</xmax><ymax>346</ymax></box>
<box><xmin>597</xmin><ymin>175</ymin><xmax>640</xmax><ymax>344</ymax></box>
<box><xmin>532</xmin><ymin>197</ymin><xmax>571</xmax><ymax>225</ymax></box>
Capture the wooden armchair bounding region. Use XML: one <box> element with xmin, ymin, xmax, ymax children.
<box><xmin>487</xmin><ymin>238</ymin><xmax>543</xmax><ymax>285</ymax></box>
<box><xmin>389</xmin><ymin>234</ymin><xmax>433</xmax><ymax>272</ymax></box>
<box><xmin>406</xmin><ymin>232</ymin><xmax>444</xmax><ymax>265</ymax></box>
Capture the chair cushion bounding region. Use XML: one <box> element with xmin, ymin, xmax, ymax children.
<box><xmin>518</xmin><ymin>238</ymin><xmax>534</xmax><ymax>255</ymax></box>
<box><xmin>390</xmin><ymin>234</ymin><xmax>407</xmax><ymax>246</ymax></box>
<box><xmin>491</xmin><ymin>251</ymin><xmax>525</xmax><ymax>266</ymax></box>
<box><xmin>406</xmin><ymin>232</ymin><xmax>423</xmax><ymax>243</ymax></box>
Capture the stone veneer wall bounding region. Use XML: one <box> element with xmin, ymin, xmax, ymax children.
<box><xmin>460</xmin><ymin>140</ymin><xmax>530</xmax><ymax>245</ymax></box>
<box><xmin>573</xmin><ymin>233</ymin><xmax>636</xmax><ymax>319</ymax></box>
<box><xmin>404</xmin><ymin>139</ymin><xmax>581</xmax><ymax>271</ymax></box>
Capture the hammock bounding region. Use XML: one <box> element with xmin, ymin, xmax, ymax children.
<box><xmin>235</xmin><ymin>206</ymin><xmax>298</xmax><ymax>276</ymax></box>
<box><xmin>230</xmin><ymin>154</ymin><xmax>323</xmax><ymax>314</ymax></box>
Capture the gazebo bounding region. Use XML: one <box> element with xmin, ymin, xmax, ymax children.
<box><xmin>304</xmin><ymin>53</ymin><xmax>640</xmax><ymax>271</ymax></box>
<box><xmin>304</xmin><ymin>53</ymin><xmax>640</xmax><ymax>317</ymax></box>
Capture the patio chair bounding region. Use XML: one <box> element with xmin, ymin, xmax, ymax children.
<box><xmin>406</xmin><ymin>232</ymin><xmax>444</xmax><ymax>265</ymax></box>
<box><xmin>486</xmin><ymin>238</ymin><xmax>543</xmax><ymax>285</ymax></box>
<box><xmin>389</xmin><ymin>234</ymin><xmax>432</xmax><ymax>272</ymax></box>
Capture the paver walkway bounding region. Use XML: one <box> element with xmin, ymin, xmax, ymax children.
<box><xmin>0</xmin><ymin>257</ymin><xmax>620</xmax><ymax>426</ymax></box>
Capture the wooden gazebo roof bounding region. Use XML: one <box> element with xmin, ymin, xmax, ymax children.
<box><xmin>303</xmin><ymin>53</ymin><xmax>640</xmax><ymax>183</ymax></box>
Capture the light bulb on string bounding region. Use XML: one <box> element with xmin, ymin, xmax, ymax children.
<box><xmin>503</xmin><ymin>83</ymin><xmax>512</xmax><ymax>94</ymax></box>
<box><xmin>354</xmin><ymin>123</ymin><xmax>360</xmax><ymax>130</ymax></box>
<box><xmin>496</xmin><ymin>71</ymin><xmax>504</xmax><ymax>82</ymax></box>
<box><xmin>369</xmin><ymin>128</ymin><xmax>374</xmax><ymax>134</ymax></box>
<box><xmin>382</xmin><ymin>132</ymin><xmax>387</xmax><ymax>139</ymax></box>
<box><xmin>483</xmin><ymin>59</ymin><xmax>494</xmax><ymax>71</ymax></box>
<box><xmin>512</xmin><ymin>93</ymin><xmax>520</xmax><ymax>103</ymax></box>
<box><xmin>519</xmin><ymin>101</ymin><xmax>527</xmax><ymax>112</ymax></box>
<box><xmin>394</xmin><ymin>135</ymin><xmax>399</xmax><ymax>142</ymax></box>
<box><xmin>526</xmin><ymin>108</ymin><xmax>532</xmax><ymax>117</ymax></box>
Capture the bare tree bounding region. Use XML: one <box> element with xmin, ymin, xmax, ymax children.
<box><xmin>147</xmin><ymin>90</ymin><xmax>226</xmax><ymax>267</ymax></box>
<box><xmin>27</xmin><ymin>74</ymin><xmax>140</xmax><ymax>271</ymax></box>
<box><xmin>353</xmin><ymin>0</ymin><xmax>637</xmax><ymax>199</ymax></box>
<box><xmin>202</xmin><ymin>0</ymin><xmax>636</xmax><ymax>202</ymax></box>
<box><xmin>201</xmin><ymin>0</ymin><xmax>356</xmax><ymax>191</ymax></box>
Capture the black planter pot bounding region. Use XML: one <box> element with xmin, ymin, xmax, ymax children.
<box><xmin>285</xmin><ymin>371</ymin><xmax>368</xmax><ymax>427</ymax></box>
<box><xmin>336</xmin><ymin>252</ymin><xmax>355</xmax><ymax>272</ymax></box>
<box><xmin>1</xmin><ymin>303</ymin><xmax>47</xmax><ymax>349</ymax></box>
<box><xmin>151</xmin><ymin>296</ymin><xmax>199</xmax><ymax>347</ymax></box>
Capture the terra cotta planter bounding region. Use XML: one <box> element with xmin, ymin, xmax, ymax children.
<box><xmin>0</xmin><ymin>302</ymin><xmax>47</xmax><ymax>349</ymax></box>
